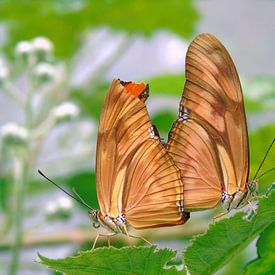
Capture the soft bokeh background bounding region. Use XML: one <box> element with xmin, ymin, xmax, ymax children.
<box><xmin>0</xmin><ymin>1</ymin><xmax>274</xmax><ymax>274</ymax></box>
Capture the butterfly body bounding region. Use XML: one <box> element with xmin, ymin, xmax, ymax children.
<box><xmin>90</xmin><ymin>210</ymin><xmax>128</xmax><ymax>235</ymax></box>
<box><xmin>221</xmin><ymin>187</ymin><xmax>251</xmax><ymax>211</ymax></box>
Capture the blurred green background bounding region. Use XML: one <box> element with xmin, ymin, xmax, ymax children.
<box><xmin>0</xmin><ymin>1</ymin><xmax>274</xmax><ymax>274</ymax></box>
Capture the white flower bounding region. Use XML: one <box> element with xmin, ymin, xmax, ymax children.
<box><xmin>58</xmin><ymin>196</ymin><xmax>73</xmax><ymax>210</ymax></box>
<box><xmin>0</xmin><ymin>123</ymin><xmax>28</xmax><ymax>147</ymax></box>
<box><xmin>0</xmin><ymin>60</ymin><xmax>9</xmax><ymax>82</ymax></box>
<box><xmin>52</xmin><ymin>102</ymin><xmax>80</xmax><ymax>123</ymax></box>
<box><xmin>0</xmin><ymin>66</ymin><xmax>8</xmax><ymax>80</ymax></box>
<box><xmin>45</xmin><ymin>201</ymin><xmax>58</xmax><ymax>215</ymax></box>
<box><xmin>32</xmin><ymin>37</ymin><xmax>53</xmax><ymax>54</ymax></box>
<box><xmin>34</xmin><ymin>62</ymin><xmax>56</xmax><ymax>81</ymax></box>
<box><xmin>45</xmin><ymin>196</ymin><xmax>72</xmax><ymax>220</ymax></box>
<box><xmin>15</xmin><ymin>41</ymin><xmax>33</xmax><ymax>58</ymax></box>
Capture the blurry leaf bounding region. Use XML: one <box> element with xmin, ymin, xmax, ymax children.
<box><xmin>249</xmin><ymin>124</ymin><xmax>275</xmax><ymax>194</ymax></box>
<box><xmin>217</xmin><ymin>243</ymin><xmax>256</xmax><ymax>275</ymax></box>
<box><xmin>71</xmin><ymin>83</ymin><xmax>109</xmax><ymax>120</ymax></box>
<box><xmin>148</xmin><ymin>74</ymin><xmax>185</xmax><ymax>96</ymax></box>
<box><xmin>67</xmin><ymin>171</ymin><xmax>99</xmax><ymax>210</ymax></box>
<box><xmin>0</xmin><ymin>0</ymin><xmax>199</xmax><ymax>58</ymax></box>
<box><xmin>244</xmin><ymin>99</ymin><xmax>263</xmax><ymax>112</ymax></box>
<box><xmin>243</xmin><ymin>76</ymin><xmax>275</xmax><ymax>112</ymax></box>
<box><xmin>244</xmin><ymin>223</ymin><xmax>275</xmax><ymax>274</ymax></box>
<box><xmin>151</xmin><ymin>111</ymin><xmax>176</xmax><ymax>138</ymax></box>
<box><xmin>38</xmin><ymin>246</ymin><xmax>184</xmax><ymax>274</ymax></box>
<box><xmin>184</xmin><ymin>185</ymin><xmax>275</xmax><ymax>275</ymax></box>
<box><xmin>0</xmin><ymin>177</ymin><xmax>9</xmax><ymax>211</ymax></box>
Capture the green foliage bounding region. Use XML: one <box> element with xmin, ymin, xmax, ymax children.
<box><xmin>217</xmin><ymin>245</ymin><xmax>254</xmax><ymax>275</ymax></box>
<box><xmin>151</xmin><ymin>111</ymin><xmax>176</xmax><ymax>137</ymax></box>
<box><xmin>38</xmin><ymin>246</ymin><xmax>183</xmax><ymax>275</ymax></box>
<box><xmin>67</xmin><ymin>171</ymin><xmax>99</xmax><ymax>210</ymax></box>
<box><xmin>0</xmin><ymin>0</ymin><xmax>199</xmax><ymax>58</ymax></box>
<box><xmin>243</xmin><ymin>76</ymin><xmax>275</xmax><ymax>112</ymax></box>
<box><xmin>0</xmin><ymin>177</ymin><xmax>9</xmax><ymax>211</ymax></box>
<box><xmin>71</xmin><ymin>83</ymin><xmax>109</xmax><ymax>120</ymax></box>
<box><xmin>147</xmin><ymin>74</ymin><xmax>185</xmax><ymax>96</ymax></box>
<box><xmin>249</xmin><ymin>124</ymin><xmax>275</xmax><ymax>194</ymax></box>
<box><xmin>184</xmin><ymin>185</ymin><xmax>275</xmax><ymax>275</ymax></box>
<box><xmin>244</xmin><ymin>223</ymin><xmax>275</xmax><ymax>274</ymax></box>
<box><xmin>38</xmin><ymin>187</ymin><xmax>275</xmax><ymax>274</ymax></box>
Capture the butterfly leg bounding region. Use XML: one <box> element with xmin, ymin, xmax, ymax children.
<box><xmin>213</xmin><ymin>211</ymin><xmax>228</xmax><ymax>220</ymax></box>
<box><xmin>107</xmin><ymin>236</ymin><xmax>111</xmax><ymax>247</ymax></box>
<box><xmin>247</xmin><ymin>200</ymin><xmax>257</xmax><ymax>213</ymax></box>
<box><xmin>92</xmin><ymin>234</ymin><xmax>100</xmax><ymax>250</ymax></box>
<box><xmin>123</xmin><ymin>224</ymin><xmax>130</xmax><ymax>241</ymax></box>
<box><xmin>128</xmin><ymin>234</ymin><xmax>153</xmax><ymax>246</ymax></box>
<box><xmin>92</xmin><ymin>233</ymin><xmax>114</xmax><ymax>250</ymax></box>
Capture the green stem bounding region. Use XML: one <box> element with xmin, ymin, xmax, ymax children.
<box><xmin>9</xmin><ymin>155</ymin><xmax>28</xmax><ymax>275</ymax></box>
<box><xmin>9</xmin><ymin>68</ymin><xmax>33</xmax><ymax>275</ymax></box>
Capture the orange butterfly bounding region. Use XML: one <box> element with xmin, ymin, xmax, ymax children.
<box><xmin>89</xmin><ymin>79</ymin><xmax>190</xmax><ymax>247</ymax></box>
<box><xmin>166</xmin><ymin>33</ymin><xmax>258</xmax><ymax>213</ymax></box>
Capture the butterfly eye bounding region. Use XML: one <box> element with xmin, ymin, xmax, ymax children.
<box><xmin>247</xmin><ymin>180</ymin><xmax>258</xmax><ymax>195</ymax></box>
<box><xmin>93</xmin><ymin>222</ymin><xmax>100</xmax><ymax>229</ymax></box>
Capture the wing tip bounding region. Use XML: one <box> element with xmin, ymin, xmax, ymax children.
<box><xmin>117</xmin><ymin>78</ymin><xmax>149</xmax><ymax>102</ymax></box>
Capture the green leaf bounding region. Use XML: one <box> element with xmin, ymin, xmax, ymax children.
<box><xmin>67</xmin><ymin>171</ymin><xmax>99</xmax><ymax>210</ymax></box>
<box><xmin>71</xmin><ymin>83</ymin><xmax>109</xmax><ymax>120</ymax></box>
<box><xmin>38</xmin><ymin>246</ymin><xmax>183</xmax><ymax>275</ymax></box>
<box><xmin>244</xmin><ymin>223</ymin><xmax>275</xmax><ymax>274</ymax></box>
<box><xmin>147</xmin><ymin>74</ymin><xmax>185</xmax><ymax>96</ymax></box>
<box><xmin>184</xmin><ymin>186</ymin><xmax>275</xmax><ymax>275</ymax></box>
<box><xmin>151</xmin><ymin>111</ymin><xmax>176</xmax><ymax>137</ymax></box>
<box><xmin>217</xmin><ymin>243</ymin><xmax>256</xmax><ymax>275</ymax></box>
<box><xmin>0</xmin><ymin>0</ymin><xmax>199</xmax><ymax>58</ymax></box>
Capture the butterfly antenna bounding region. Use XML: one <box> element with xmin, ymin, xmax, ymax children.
<box><xmin>253</xmin><ymin>138</ymin><xmax>275</xmax><ymax>181</ymax></box>
<box><xmin>38</xmin><ymin>170</ymin><xmax>94</xmax><ymax>211</ymax></box>
<box><xmin>257</xmin><ymin>168</ymin><xmax>275</xmax><ymax>180</ymax></box>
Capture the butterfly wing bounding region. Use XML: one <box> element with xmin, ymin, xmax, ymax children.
<box><xmin>167</xmin><ymin>33</ymin><xmax>249</xmax><ymax>210</ymax></box>
<box><xmin>167</xmin><ymin>117</ymin><xmax>223</xmax><ymax>209</ymax></box>
<box><xmin>96</xmin><ymin>79</ymin><xmax>189</xmax><ymax>227</ymax></box>
<box><xmin>122</xmin><ymin>132</ymin><xmax>189</xmax><ymax>229</ymax></box>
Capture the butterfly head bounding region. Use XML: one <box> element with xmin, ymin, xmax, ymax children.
<box><xmin>89</xmin><ymin>209</ymin><xmax>101</xmax><ymax>229</ymax></box>
<box><xmin>247</xmin><ymin>179</ymin><xmax>258</xmax><ymax>196</ymax></box>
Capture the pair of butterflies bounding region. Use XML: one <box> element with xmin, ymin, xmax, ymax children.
<box><xmin>90</xmin><ymin>33</ymin><xmax>258</xmax><ymax>237</ymax></box>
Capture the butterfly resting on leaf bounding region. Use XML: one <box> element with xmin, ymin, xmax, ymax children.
<box><xmin>89</xmin><ymin>79</ymin><xmax>190</xmax><ymax>247</ymax></box>
<box><xmin>166</xmin><ymin>33</ymin><xmax>267</xmax><ymax>216</ymax></box>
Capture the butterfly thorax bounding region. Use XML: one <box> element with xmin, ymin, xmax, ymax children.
<box><xmin>221</xmin><ymin>179</ymin><xmax>258</xmax><ymax>211</ymax></box>
<box><xmin>89</xmin><ymin>210</ymin><xmax>128</xmax><ymax>234</ymax></box>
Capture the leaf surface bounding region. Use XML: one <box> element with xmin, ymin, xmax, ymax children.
<box><xmin>184</xmin><ymin>186</ymin><xmax>275</xmax><ymax>275</ymax></box>
<box><xmin>38</xmin><ymin>246</ymin><xmax>183</xmax><ymax>275</ymax></box>
<box><xmin>244</xmin><ymin>222</ymin><xmax>275</xmax><ymax>274</ymax></box>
